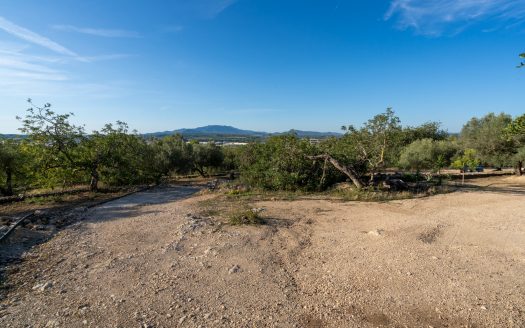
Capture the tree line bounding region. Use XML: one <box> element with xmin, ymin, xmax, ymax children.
<box><xmin>0</xmin><ymin>100</ymin><xmax>233</xmax><ymax>195</ymax></box>
<box><xmin>1</xmin><ymin>101</ymin><xmax>524</xmax><ymax>196</ymax></box>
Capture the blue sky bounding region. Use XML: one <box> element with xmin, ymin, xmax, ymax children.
<box><xmin>0</xmin><ymin>0</ymin><xmax>524</xmax><ymax>134</ymax></box>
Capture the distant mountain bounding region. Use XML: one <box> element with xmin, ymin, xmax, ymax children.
<box><xmin>1</xmin><ymin>126</ymin><xmax>341</xmax><ymax>140</ymax></box>
<box><xmin>0</xmin><ymin>134</ymin><xmax>25</xmax><ymax>139</ymax></box>
<box><xmin>143</xmin><ymin>125</ymin><xmax>341</xmax><ymax>139</ymax></box>
<box><xmin>176</xmin><ymin>125</ymin><xmax>266</xmax><ymax>136</ymax></box>
<box><xmin>271</xmin><ymin>130</ymin><xmax>341</xmax><ymax>138</ymax></box>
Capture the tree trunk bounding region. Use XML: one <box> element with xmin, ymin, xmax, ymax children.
<box><xmin>5</xmin><ymin>167</ymin><xmax>13</xmax><ymax>196</ymax></box>
<box><xmin>194</xmin><ymin>166</ymin><xmax>207</xmax><ymax>177</ymax></box>
<box><xmin>517</xmin><ymin>161</ymin><xmax>523</xmax><ymax>176</ymax></box>
<box><xmin>308</xmin><ymin>155</ymin><xmax>364</xmax><ymax>189</ymax></box>
<box><xmin>89</xmin><ymin>165</ymin><xmax>99</xmax><ymax>192</ymax></box>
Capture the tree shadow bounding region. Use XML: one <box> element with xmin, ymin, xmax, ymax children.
<box><xmin>456</xmin><ymin>183</ymin><xmax>525</xmax><ymax>196</ymax></box>
<box><xmin>0</xmin><ymin>186</ymin><xmax>201</xmax><ymax>285</ymax></box>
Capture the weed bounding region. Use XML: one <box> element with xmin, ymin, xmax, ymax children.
<box><xmin>229</xmin><ymin>209</ymin><xmax>265</xmax><ymax>225</ymax></box>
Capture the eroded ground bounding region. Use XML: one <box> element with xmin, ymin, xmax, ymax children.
<box><xmin>0</xmin><ymin>177</ymin><xmax>524</xmax><ymax>327</ymax></box>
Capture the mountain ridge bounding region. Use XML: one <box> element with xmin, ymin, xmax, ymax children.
<box><xmin>143</xmin><ymin>125</ymin><xmax>341</xmax><ymax>138</ymax></box>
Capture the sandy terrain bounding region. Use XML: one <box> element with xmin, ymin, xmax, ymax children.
<box><xmin>0</xmin><ymin>179</ymin><xmax>524</xmax><ymax>327</ymax></box>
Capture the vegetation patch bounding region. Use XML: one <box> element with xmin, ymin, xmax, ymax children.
<box><xmin>228</xmin><ymin>209</ymin><xmax>265</xmax><ymax>226</ymax></box>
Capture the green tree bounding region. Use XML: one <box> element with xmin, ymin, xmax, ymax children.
<box><xmin>398</xmin><ymin>139</ymin><xmax>457</xmax><ymax>174</ymax></box>
<box><xmin>18</xmin><ymin>100</ymin><xmax>153</xmax><ymax>191</ymax></box>
<box><xmin>452</xmin><ymin>149</ymin><xmax>480</xmax><ymax>184</ymax></box>
<box><xmin>342</xmin><ymin>108</ymin><xmax>403</xmax><ymax>181</ymax></box>
<box><xmin>18</xmin><ymin>100</ymin><xmax>89</xmax><ymax>188</ymax></box>
<box><xmin>0</xmin><ymin>139</ymin><xmax>25</xmax><ymax>196</ymax></box>
<box><xmin>506</xmin><ymin>113</ymin><xmax>525</xmax><ymax>175</ymax></box>
<box><xmin>239</xmin><ymin>135</ymin><xmax>322</xmax><ymax>191</ymax></box>
<box><xmin>191</xmin><ymin>142</ymin><xmax>224</xmax><ymax>177</ymax></box>
<box><xmin>460</xmin><ymin>113</ymin><xmax>514</xmax><ymax>168</ymax></box>
<box><xmin>81</xmin><ymin>122</ymin><xmax>151</xmax><ymax>189</ymax></box>
<box><xmin>401</xmin><ymin>122</ymin><xmax>448</xmax><ymax>144</ymax></box>
<box><xmin>148</xmin><ymin>134</ymin><xmax>193</xmax><ymax>182</ymax></box>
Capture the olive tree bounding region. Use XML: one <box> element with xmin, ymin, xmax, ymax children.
<box><xmin>0</xmin><ymin>139</ymin><xmax>24</xmax><ymax>196</ymax></box>
<box><xmin>191</xmin><ymin>142</ymin><xmax>224</xmax><ymax>177</ymax></box>
<box><xmin>452</xmin><ymin>149</ymin><xmax>480</xmax><ymax>184</ymax></box>
<box><xmin>148</xmin><ymin>134</ymin><xmax>193</xmax><ymax>182</ymax></box>
<box><xmin>18</xmin><ymin>100</ymin><xmax>152</xmax><ymax>191</ymax></box>
<box><xmin>460</xmin><ymin>113</ymin><xmax>515</xmax><ymax>168</ymax></box>
<box><xmin>239</xmin><ymin>135</ymin><xmax>321</xmax><ymax>191</ymax></box>
<box><xmin>342</xmin><ymin>108</ymin><xmax>403</xmax><ymax>182</ymax></box>
<box><xmin>506</xmin><ymin>113</ymin><xmax>525</xmax><ymax>175</ymax></box>
<box><xmin>398</xmin><ymin>139</ymin><xmax>457</xmax><ymax>174</ymax></box>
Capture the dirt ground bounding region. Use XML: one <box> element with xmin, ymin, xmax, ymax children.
<box><xmin>0</xmin><ymin>177</ymin><xmax>524</xmax><ymax>327</ymax></box>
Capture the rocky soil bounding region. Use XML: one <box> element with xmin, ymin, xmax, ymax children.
<box><xmin>0</xmin><ymin>180</ymin><xmax>524</xmax><ymax>327</ymax></box>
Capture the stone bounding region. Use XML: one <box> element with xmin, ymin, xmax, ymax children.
<box><xmin>228</xmin><ymin>265</ymin><xmax>241</xmax><ymax>274</ymax></box>
<box><xmin>33</xmin><ymin>282</ymin><xmax>53</xmax><ymax>292</ymax></box>
<box><xmin>367</xmin><ymin>229</ymin><xmax>383</xmax><ymax>236</ymax></box>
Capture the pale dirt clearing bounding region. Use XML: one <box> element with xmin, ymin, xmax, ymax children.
<box><xmin>0</xmin><ymin>181</ymin><xmax>524</xmax><ymax>327</ymax></box>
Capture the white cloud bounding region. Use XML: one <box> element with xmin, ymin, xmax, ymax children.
<box><xmin>385</xmin><ymin>0</ymin><xmax>525</xmax><ymax>35</ymax></box>
<box><xmin>0</xmin><ymin>16</ymin><xmax>78</xmax><ymax>56</ymax></box>
<box><xmin>52</xmin><ymin>25</ymin><xmax>140</xmax><ymax>38</ymax></box>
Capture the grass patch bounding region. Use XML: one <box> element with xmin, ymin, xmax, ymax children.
<box><xmin>24</xmin><ymin>195</ymin><xmax>65</xmax><ymax>205</ymax></box>
<box><xmin>228</xmin><ymin>209</ymin><xmax>265</xmax><ymax>225</ymax></box>
<box><xmin>329</xmin><ymin>188</ymin><xmax>414</xmax><ymax>202</ymax></box>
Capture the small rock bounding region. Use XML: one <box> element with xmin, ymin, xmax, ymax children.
<box><xmin>480</xmin><ymin>305</ymin><xmax>487</xmax><ymax>310</ymax></box>
<box><xmin>45</xmin><ymin>320</ymin><xmax>59</xmax><ymax>327</ymax></box>
<box><xmin>228</xmin><ymin>265</ymin><xmax>241</xmax><ymax>274</ymax></box>
<box><xmin>367</xmin><ymin>229</ymin><xmax>383</xmax><ymax>236</ymax></box>
<box><xmin>204</xmin><ymin>313</ymin><xmax>212</xmax><ymax>319</ymax></box>
<box><xmin>179</xmin><ymin>316</ymin><xmax>187</xmax><ymax>324</ymax></box>
<box><xmin>33</xmin><ymin>282</ymin><xmax>53</xmax><ymax>292</ymax></box>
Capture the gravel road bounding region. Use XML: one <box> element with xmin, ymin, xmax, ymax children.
<box><xmin>0</xmin><ymin>181</ymin><xmax>524</xmax><ymax>327</ymax></box>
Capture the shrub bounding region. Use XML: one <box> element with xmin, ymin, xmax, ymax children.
<box><xmin>229</xmin><ymin>209</ymin><xmax>265</xmax><ymax>225</ymax></box>
<box><xmin>238</xmin><ymin>135</ymin><xmax>324</xmax><ymax>191</ymax></box>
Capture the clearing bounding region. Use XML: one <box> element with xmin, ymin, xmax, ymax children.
<box><xmin>0</xmin><ymin>177</ymin><xmax>524</xmax><ymax>327</ymax></box>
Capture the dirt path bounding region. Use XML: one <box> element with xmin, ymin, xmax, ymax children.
<box><xmin>0</xmin><ymin>183</ymin><xmax>524</xmax><ymax>327</ymax></box>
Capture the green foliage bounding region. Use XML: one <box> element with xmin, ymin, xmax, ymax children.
<box><xmin>512</xmin><ymin>146</ymin><xmax>525</xmax><ymax>163</ymax></box>
<box><xmin>239</xmin><ymin>135</ymin><xmax>322</xmax><ymax>191</ymax></box>
<box><xmin>192</xmin><ymin>142</ymin><xmax>224</xmax><ymax>176</ymax></box>
<box><xmin>402</xmin><ymin>122</ymin><xmax>448</xmax><ymax>144</ymax></box>
<box><xmin>18</xmin><ymin>101</ymin><xmax>157</xmax><ymax>190</ymax></box>
<box><xmin>221</xmin><ymin>145</ymin><xmax>243</xmax><ymax>171</ymax></box>
<box><xmin>506</xmin><ymin>114</ymin><xmax>525</xmax><ymax>137</ymax></box>
<box><xmin>147</xmin><ymin>134</ymin><xmax>193</xmax><ymax>182</ymax></box>
<box><xmin>460</xmin><ymin>113</ymin><xmax>515</xmax><ymax>167</ymax></box>
<box><xmin>399</xmin><ymin>139</ymin><xmax>457</xmax><ymax>172</ymax></box>
<box><xmin>452</xmin><ymin>149</ymin><xmax>480</xmax><ymax>171</ymax></box>
<box><xmin>342</xmin><ymin>108</ymin><xmax>403</xmax><ymax>175</ymax></box>
<box><xmin>0</xmin><ymin>139</ymin><xmax>27</xmax><ymax>195</ymax></box>
<box><xmin>229</xmin><ymin>209</ymin><xmax>264</xmax><ymax>225</ymax></box>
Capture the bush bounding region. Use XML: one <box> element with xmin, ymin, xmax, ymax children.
<box><xmin>238</xmin><ymin>135</ymin><xmax>324</xmax><ymax>191</ymax></box>
<box><xmin>229</xmin><ymin>209</ymin><xmax>265</xmax><ymax>225</ymax></box>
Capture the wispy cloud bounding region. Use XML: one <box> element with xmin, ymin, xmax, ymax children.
<box><xmin>0</xmin><ymin>16</ymin><xmax>78</xmax><ymax>56</ymax></box>
<box><xmin>195</xmin><ymin>0</ymin><xmax>238</xmax><ymax>18</ymax></box>
<box><xmin>52</xmin><ymin>25</ymin><xmax>140</xmax><ymax>38</ymax></box>
<box><xmin>385</xmin><ymin>0</ymin><xmax>525</xmax><ymax>36</ymax></box>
